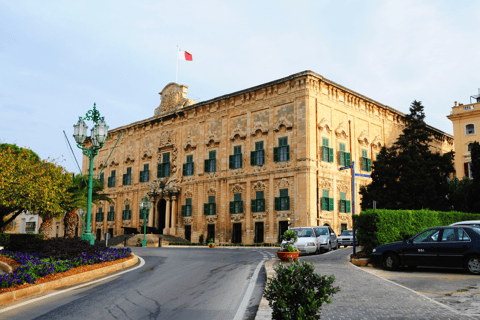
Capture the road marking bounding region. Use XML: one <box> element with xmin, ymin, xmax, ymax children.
<box><xmin>233</xmin><ymin>257</ymin><xmax>266</xmax><ymax>320</ymax></box>
<box><xmin>0</xmin><ymin>256</ymin><xmax>146</xmax><ymax>314</ymax></box>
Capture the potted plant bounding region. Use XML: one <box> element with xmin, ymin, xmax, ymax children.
<box><xmin>276</xmin><ymin>229</ymin><xmax>300</xmax><ymax>261</ymax></box>
<box><xmin>208</xmin><ymin>239</ymin><xmax>215</xmax><ymax>248</ymax></box>
<box><xmin>136</xmin><ymin>238</ymin><xmax>142</xmax><ymax>247</ymax></box>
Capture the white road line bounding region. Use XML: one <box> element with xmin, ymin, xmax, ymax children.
<box><xmin>0</xmin><ymin>256</ymin><xmax>146</xmax><ymax>314</ymax></box>
<box><xmin>233</xmin><ymin>258</ymin><xmax>265</xmax><ymax>320</ymax></box>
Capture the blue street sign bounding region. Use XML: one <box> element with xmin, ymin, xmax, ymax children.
<box><xmin>355</xmin><ymin>173</ymin><xmax>371</xmax><ymax>178</ymax></box>
<box><xmin>339</xmin><ymin>165</ymin><xmax>353</xmax><ymax>171</ymax></box>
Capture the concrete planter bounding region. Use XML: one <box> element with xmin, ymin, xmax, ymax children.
<box><xmin>351</xmin><ymin>258</ymin><xmax>369</xmax><ymax>267</ymax></box>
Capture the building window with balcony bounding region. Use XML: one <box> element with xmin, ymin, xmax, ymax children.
<box><xmin>183</xmin><ymin>155</ymin><xmax>194</xmax><ymax>176</ymax></box>
<box><xmin>339</xmin><ymin>192</ymin><xmax>351</xmax><ymax>213</ymax></box>
<box><xmin>181</xmin><ymin>198</ymin><xmax>193</xmax><ymax>217</ymax></box>
<box><xmin>95</xmin><ymin>208</ymin><xmax>104</xmax><ymax>222</ymax></box>
<box><xmin>339</xmin><ymin>143</ymin><xmax>351</xmax><ymax>166</ymax></box>
<box><xmin>361</xmin><ymin>149</ymin><xmax>371</xmax><ymax>172</ymax></box>
<box><xmin>252</xmin><ymin>191</ymin><xmax>265</xmax><ymax>212</ymax></box>
<box><xmin>204</xmin><ymin>196</ymin><xmax>216</xmax><ymax>215</ymax></box>
<box><xmin>466</xmin><ymin>124</ymin><xmax>475</xmax><ymax>135</ymax></box>
<box><xmin>230</xmin><ymin>193</ymin><xmax>243</xmax><ymax>214</ymax></box>
<box><xmin>274</xmin><ymin>137</ymin><xmax>290</xmax><ymax>162</ymax></box>
<box><xmin>229</xmin><ymin>146</ymin><xmax>242</xmax><ymax>169</ymax></box>
<box><xmin>122</xmin><ymin>205</ymin><xmax>131</xmax><ymax>220</ymax></box>
<box><xmin>251</xmin><ymin>142</ymin><xmax>265</xmax><ymax>166</ymax></box>
<box><xmin>107</xmin><ymin>170</ymin><xmax>116</xmax><ymax>188</ymax></box>
<box><xmin>204</xmin><ymin>150</ymin><xmax>216</xmax><ymax>173</ymax></box>
<box><xmin>157</xmin><ymin>152</ymin><xmax>171</xmax><ymax>178</ymax></box>
<box><xmin>123</xmin><ymin>167</ymin><xmax>132</xmax><ymax>185</ymax></box>
<box><xmin>275</xmin><ymin>189</ymin><xmax>290</xmax><ymax>211</ymax></box>
<box><xmin>107</xmin><ymin>206</ymin><xmax>115</xmax><ymax>221</ymax></box>
<box><xmin>322</xmin><ymin>138</ymin><xmax>334</xmax><ymax>162</ymax></box>
<box><xmin>139</xmin><ymin>164</ymin><xmax>150</xmax><ymax>183</ymax></box>
<box><xmin>321</xmin><ymin>190</ymin><xmax>334</xmax><ymax>211</ymax></box>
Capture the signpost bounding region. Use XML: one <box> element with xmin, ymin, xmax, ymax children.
<box><xmin>104</xmin><ymin>232</ymin><xmax>111</xmax><ymax>247</ymax></box>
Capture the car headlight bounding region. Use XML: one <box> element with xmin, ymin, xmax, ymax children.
<box><xmin>306</xmin><ymin>242</ymin><xmax>315</xmax><ymax>246</ymax></box>
<box><xmin>372</xmin><ymin>248</ymin><xmax>376</xmax><ymax>253</ymax></box>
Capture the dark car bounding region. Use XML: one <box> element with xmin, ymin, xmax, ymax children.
<box><xmin>370</xmin><ymin>226</ymin><xmax>480</xmax><ymax>274</ymax></box>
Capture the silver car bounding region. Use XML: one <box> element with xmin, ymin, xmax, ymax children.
<box><xmin>313</xmin><ymin>226</ymin><xmax>338</xmax><ymax>252</ymax></box>
<box><xmin>337</xmin><ymin>230</ymin><xmax>358</xmax><ymax>247</ymax></box>
<box><xmin>283</xmin><ymin>227</ymin><xmax>319</xmax><ymax>255</ymax></box>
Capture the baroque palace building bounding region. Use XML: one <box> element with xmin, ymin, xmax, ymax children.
<box><xmin>83</xmin><ymin>70</ymin><xmax>454</xmax><ymax>244</ymax></box>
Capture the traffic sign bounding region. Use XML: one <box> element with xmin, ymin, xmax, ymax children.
<box><xmin>339</xmin><ymin>165</ymin><xmax>353</xmax><ymax>171</ymax></box>
<box><xmin>355</xmin><ymin>173</ymin><xmax>371</xmax><ymax>178</ymax></box>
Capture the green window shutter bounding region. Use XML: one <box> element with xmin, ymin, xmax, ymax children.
<box><xmin>211</xmin><ymin>159</ymin><xmax>216</xmax><ymax>172</ymax></box>
<box><xmin>204</xmin><ymin>159</ymin><xmax>209</xmax><ymax>172</ymax></box>
<box><xmin>239</xmin><ymin>154</ymin><xmax>243</xmax><ymax>168</ymax></box>
<box><xmin>191</xmin><ymin>163</ymin><xmax>194</xmax><ymax>175</ymax></box>
<box><xmin>345</xmin><ymin>152</ymin><xmax>351</xmax><ymax>166</ymax></box>
<box><xmin>182</xmin><ymin>163</ymin><xmax>187</xmax><ymax>176</ymax></box>
<box><xmin>229</xmin><ymin>155</ymin><xmax>234</xmax><ymax>169</ymax></box>
<box><xmin>346</xmin><ymin>200</ymin><xmax>351</xmax><ymax>213</ymax></box>
<box><xmin>273</xmin><ymin>147</ymin><xmax>279</xmax><ymax>162</ymax></box>
<box><xmin>329</xmin><ymin>148</ymin><xmax>334</xmax><ymax>162</ymax></box>
<box><xmin>286</xmin><ymin>197</ymin><xmax>290</xmax><ymax>210</ymax></box>
<box><xmin>139</xmin><ymin>171</ymin><xmax>143</xmax><ymax>182</ymax></box>
<box><xmin>260</xmin><ymin>199</ymin><xmax>265</xmax><ymax>212</ymax></box>
<box><xmin>260</xmin><ymin>150</ymin><xmax>265</xmax><ymax>165</ymax></box>
<box><xmin>329</xmin><ymin>198</ymin><xmax>334</xmax><ymax>211</ymax></box>
<box><xmin>209</xmin><ymin>150</ymin><xmax>216</xmax><ymax>159</ymax></box>
<box><xmin>250</xmin><ymin>151</ymin><xmax>255</xmax><ymax>166</ymax></box>
<box><xmin>286</xmin><ymin>145</ymin><xmax>290</xmax><ymax>161</ymax></box>
<box><xmin>322</xmin><ymin>146</ymin><xmax>328</xmax><ymax>162</ymax></box>
<box><xmin>362</xmin><ymin>149</ymin><xmax>367</xmax><ymax>158</ymax></box>
<box><xmin>157</xmin><ymin>163</ymin><xmax>163</xmax><ymax>178</ymax></box>
<box><xmin>367</xmin><ymin>158</ymin><xmax>372</xmax><ymax>172</ymax></box>
<box><xmin>203</xmin><ymin>204</ymin><xmax>208</xmax><ymax>215</ymax></box>
<box><xmin>339</xmin><ymin>151</ymin><xmax>345</xmax><ymax>166</ymax></box>
<box><xmin>229</xmin><ymin>201</ymin><xmax>235</xmax><ymax>214</ymax></box>
<box><xmin>251</xmin><ymin>199</ymin><xmax>256</xmax><ymax>212</ymax></box>
<box><xmin>322</xmin><ymin>197</ymin><xmax>327</xmax><ymax>210</ymax></box>
<box><xmin>275</xmin><ymin>197</ymin><xmax>280</xmax><ymax>210</ymax></box>
<box><xmin>239</xmin><ymin>201</ymin><xmax>244</xmax><ymax>213</ymax></box>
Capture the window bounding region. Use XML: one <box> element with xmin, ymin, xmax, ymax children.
<box><xmin>468</xmin><ymin>143</ymin><xmax>473</xmax><ymax>152</ymax></box>
<box><xmin>183</xmin><ymin>155</ymin><xmax>194</xmax><ymax>176</ymax></box>
<box><xmin>230</xmin><ymin>193</ymin><xmax>244</xmax><ymax>214</ymax></box>
<box><xmin>122</xmin><ymin>205</ymin><xmax>132</xmax><ymax>220</ymax></box>
<box><xmin>441</xmin><ymin>228</ymin><xmax>457</xmax><ymax>242</ymax></box>
<box><xmin>339</xmin><ymin>143</ymin><xmax>351</xmax><ymax>166</ymax></box>
<box><xmin>321</xmin><ymin>190</ymin><xmax>334</xmax><ymax>211</ymax></box>
<box><xmin>361</xmin><ymin>149</ymin><xmax>371</xmax><ymax>172</ymax></box>
<box><xmin>107</xmin><ymin>206</ymin><xmax>115</xmax><ymax>221</ymax></box>
<box><xmin>95</xmin><ymin>208</ymin><xmax>104</xmax><ymax>222</ymax></box>
<box><xmin>466</xmin><ymin>124</ymin><xmax>475</xmax><ymax>135</ymax></box>
<box><xmin>139</xmin><ymin>164</ymin><xmax>150</xmax><ymax>183</ymax></box>
<box><xmin>322</xmin><ymin>138</ymin><xmax>334</xmax><ymax>163</ymax></box>
<box><xmin>204</xmin><ymin>150</ymin><xmax>216</xmax><ymax>173</ymax></box>
<box><xmin>107</xmin><ymin>170</ymin><xmax>116</xmax><ymax>188</ymax></box>
<box><xmin>458</xmin><ymin>229</ymin><xmax>471</xmax><ymax>241</ymax></box>
<box><xmin>99</xmin><ymin>172</ymin><xmax>104</xmax><ymax>186</ymax></box>
<box><xmin>229</xmin><ymin>146</ymin><xmax>243</xmax><ymax>169</ymax></box>
<box><xmin>341</xmin><ymin>223</ymin><xmax>347</xmax><ymax>233</ymax></box>
<box><xmin>252</xmin><ymin>191</ymin><xmax>265</xmax><ymax>212</ymax></box>
<box><xmin>204</xmin><ymin>196</ymin><xmax>216</xmax><ymax>215</ymax></box>
<box><xmin>274</xmin><ymin>137</ymin><xmax>290</xmax><ymax>162</ymax></box>
<box><xmin>465</xmin><ymin>162</ymin><xmax>473</xmax><ymax>178</ymax></box>
<box><xmin>157</xmin><ymin>153</ymin><xmax>171</xmax><ymax>178</ymax></box>
<box><xmin>339</xmin><ymin>192</ymin><xmax>351</xmax><ymax>213</ymax></box>
<box><xmin>123</xmin><ymin>167</ymin><xmax>132</xmax><ymax>185</ymax></box>
<box><xmin>25</xmin><ymin>222</ymin><xmax>36</xmax><ymax>233</ymax></box>
<box><xmin>275</xmin><ymin>189</ymin><xmax>290</xmax><ymax>211</ymax></box>
<box><xmin>182</xmin><ymin>198</ymin><xmax>193</xmax><ymax>217</ymax></box>
<box><xmin>251</xmin><ymin>142</ymin><xmax>265</xmax><ymax>166</ymax></box>
<box><xmin>412</xmin><ymin>229</ymin><xmax>440</xmax><ymax>243</ymax></box>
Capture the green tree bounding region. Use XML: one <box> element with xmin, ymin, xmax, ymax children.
<box><xmin>470</xmin><ymin>141</ymin><xmax>480</xmax><ymax>212</ymax></box>
<box><xmin>360</xmin><ymin>101</ymin><xmax>455</xmax><ymax>211</ymax></box>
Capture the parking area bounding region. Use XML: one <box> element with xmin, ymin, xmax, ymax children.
<box><xmin>361</xmin><ymin>265</ymin><xmax>480</xmax><ymax>316</ymax></box>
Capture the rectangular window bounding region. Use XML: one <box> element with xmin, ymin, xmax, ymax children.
<box><xmin>123</xmin><ymin>167</ymin><xmax>132</xmax><ymax>185</ymax></box>
<box><xmin>183</xmin><ymin>155</ymin><xmax>194</xmax><ymax>176</ymax></box>
<box><xmin>322</xmin><ymin>138</ymin><xmax>334</xmax><ymax>163</ymax></box>
<box><xmin>205</xmin><ymin>150</ymin><xmax>217</xmax><ymax>173</ymax></box>
<box><xmin>230</xmin><ymin>193</ymin><xmax>244</xmax><ymax>214</ymax></box>
<box><xmin>321</xmin><ymin>189</ymin><xmax>334</xmax><ymax>211</ymax></box>
<box><xmin>204</xmin><ymin>196</ymin><xmax>216</xmax><ymax>216</ymax></box>
<box><xmin>466</xmin><ymin>124</ymin><xmax>475</xmax><ymax>135</ymax></box>
<box><xmin>107</xmin><ymin>170</ymin><xmax>116</xmax><ymax>188</ymax></box>
<box><xmin>96</xmin><ymin>208</ymin><xmax>104</xmax><ymax>222</ymax></box>
<box><xmin>157</xmin><ymin>152</ymin><xmax>171</xmax><ymax>178</ymax></box>
<box><xmin>251</xmin><ymin>141</ymin><xmax>265</xmax><ymax>166</ymax></box>
<box><xmin>341</xmin><ymin>223</ymin><xmax>347</xmax><ymax>232</ymax></box>
<box><xmin>275</xmin><ymin>189</ymin><xmax>290</xmax><ymax>211</ymax></box>
<box><xmin>465</xmin><ymin>162</ymin><xmax>473</xmax><ymax>178</ymax></box>
<box><xmin>182</xmin><ymin>198</ymin><xmax>193</xmax><ymax>217</ymax></box>
<box><xmin>140</xmin><ymin>164</ymin><xmax>150</xmax><ymax>183</ymax></box>
<box><xmin>122</xmin><ymin>205</ymin><xmax>131</xmax><ymax>220</ymax></box>
<box><xmin>99</xmin><ymin>172</ymin><xmax>104</xmax><ymax>186</ymax></box>
<box><xmin>361</xmin><ymin>149</ymin><xmax>371</xmax><ymax>172</ymax></box>
<box><xmin>25</xmin><ymin>222</ymin><xmax>36</xmax><ymax>233</ymax></box>
<box><xmin>107</xmin><ymin>206</ymin><xmax>115</xmax><ymax>221</ymax></box>
<box><xmin>339</xmin><ymin>192</ymin><xmax>351</xmax><ymax>213</ymax></box>
<box><xmin>252</xmin><ymin>191</ymin><xmax>265</xmax><ymax>213</ymax></box>
<box><xmin>339</xmin><ymin>143</ymin><xmax>351</xmax><ymax>166</ymax></box>
<box><xmin>274</xmin><ymin>137</ymin><xmax>290</xmax><ymax>162</ymax></box>
<box><xmin>229</xmin><ymin>146</ymin><xmax>243</xmax><ymax>169</ymax></box>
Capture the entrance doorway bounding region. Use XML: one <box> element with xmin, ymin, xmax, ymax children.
<box><xmin>232</xmin><ymin>223</ymin><xmax>242</xmax><ymax>244</ymax></box>
<box><xmin>158</xmin><ymin>199</ymin><xmax>166</xmax><ymax>234</ymax></box>
<box><xmin>207</xmin><ymin>224</ymin><xmax>215</xmax><ymax>243</ymax></box>
<box><xmin>278</xmin><ymin>221</ymin><xmax>289</xmax><ymax>243</ymax></box>
<box><xmin>96</xmin><ymin>229</ymin><xmax>101</xmax><ymax>241</ymax></box>
<box><xmin>185</xmin><ymin>225</ymin><xmax>191</xmax><ymax>242</ymax></box>
<box><xmin>255</xmin><ymin>222</ymin><xmax>264</xmax><ymax>243</ymax></box>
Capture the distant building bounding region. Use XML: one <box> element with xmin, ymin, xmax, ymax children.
<box><xmin>447</xmin><ymin>91</ymin><xmax>480</xmax><ymax>179</ymax></box>
<box><xmin>83</xmin><ymin>70</ymin><xmax>454</xmax><ymax>244</ymax></box>
<box><xmin>4</xmin><ymin>211</ymin><xmax>67</xmax><ymax>237</ymax></box>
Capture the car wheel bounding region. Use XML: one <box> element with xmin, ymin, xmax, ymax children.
<box><xmin>335</xmin><ymin>241</ymin><xmax>339</xmax><ymax>250</ymax></box>
<box><xmin>466</xmin><ymin>256</ymin><xmax>480</xmax><ymax>275</ymax></box>
<box><xmin>315</xmin><ymin>246</ymin><xmax>320</xmax><ymax>255</ymax></box>
<box><xmin>327</xmin><ymin>242</ymin><xmax>331</xmax><ymax>252</ymax></box>
<box><xmin>383</xmin><ymin>253</ymin><xmax>400</xmax><ymax>271</ymax></box>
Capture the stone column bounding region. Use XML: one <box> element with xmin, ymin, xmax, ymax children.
<box><xmin>171</xmin><ymin>196</ymin><xmax>177</xmax><ymax>236</ymax></box>
<box><xmin>164</xmin><ymin>197</ymin><xmax>171</xmax><ymax>234</ymax></box>
<box><xmin>148</xmin><ymin>200</ymin><xmax>154</xmax><ymax>228</ymax></box>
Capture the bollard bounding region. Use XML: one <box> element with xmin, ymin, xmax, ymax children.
<box><xmin>124</xmin><ymin>237</ymin><xmax>128</xmax><ymax>247</ymax></box>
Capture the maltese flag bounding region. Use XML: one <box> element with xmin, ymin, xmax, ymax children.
<box><xmin>178</xmin><ymin>49</ymin><xmax>192</xmax><ymax>61</ymax></box>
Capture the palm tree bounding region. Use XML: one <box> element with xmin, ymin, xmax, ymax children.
<box><xmin>63</xmin><ymin>174</ymin><xmax>112</xmax><ymax>238</ymax></box>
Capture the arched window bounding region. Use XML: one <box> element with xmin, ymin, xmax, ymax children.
<box><xmin>466</xmin><ymin>124</ymin><xmax>475</xmax><ymax>135</ymax></box>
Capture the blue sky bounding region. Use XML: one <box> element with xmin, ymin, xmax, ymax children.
<box><xmin>1</xmin><ymin>0</ymin><xmax>480</xmax><ymax>174</ymax></box>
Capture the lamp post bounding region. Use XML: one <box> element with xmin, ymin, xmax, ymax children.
<box><xmin>73</xmin><ymin>103</ymin><xmax>109</xmax><ymax>245</ymax></box>
<box><xmin>139</xmin><ymin>196</ymin><xmax>152</xmax><ymax>247</ymax></box>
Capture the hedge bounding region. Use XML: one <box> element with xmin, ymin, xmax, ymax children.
<box><xmin>0</xmin><ymin>233</ymin><xmax>45</xmax><ymax>246</ymax></box>
<box><xmin>354</xmin><ymin>209</ymin><xmax>480</xmax><ymax>255</ymax></box>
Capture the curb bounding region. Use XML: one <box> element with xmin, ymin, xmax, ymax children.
<box><xmin>0</xmin><ymin>262</ymin><xmax>12</xmax><ymax>274</ymax></box>
<box><xmin>255</xmin><ymin>258</ymin><xmax>278</xmax><ymax>320</ymax></box>
<box><xmin>0</xmin><ymin>254</ymin><xmax>138</xmax><ymax>307</ymax></box>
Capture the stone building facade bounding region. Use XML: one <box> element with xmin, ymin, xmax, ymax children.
<box><xmin>83</xmin><ymin>70</ymin><xmax>454</xmax><ymax>244</ymax></box>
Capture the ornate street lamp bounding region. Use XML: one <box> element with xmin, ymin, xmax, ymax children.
<box><xmin>73</xmin><ymin>103</ymin><xmax>109</xmax><ymax>245</ymax></box>
<box><xmin>77</xmin><ymin>208</ymin><xmax>86</xmax><ymax>236</ymax></box>
<box><xmin>139</xmin><ymin>196</ymin><xmax>152</xmax><ymax>247</ymax></box>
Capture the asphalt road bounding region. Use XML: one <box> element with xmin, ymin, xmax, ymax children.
<box><xmin>0</xmin><ymin>247</ymin><xmax>277</xmax><ymax>320</ymax></box>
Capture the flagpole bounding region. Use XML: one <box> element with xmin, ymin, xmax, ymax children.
<box><xmin>176</xmin><ymin>45</ymin><xmax>179</xmax><ymax>83</ymax></box>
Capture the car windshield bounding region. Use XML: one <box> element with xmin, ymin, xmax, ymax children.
<box><xmin>341</xmin><ymin>231</ymin><xmax>353</xmax><ymax>236</ymax></box>
<box><xmin>316</xmin><ymin>228</ymin><xmax>329</xmax><ymax>235</ymax></box>
<box><xmin>471</xmin><ymin>227</ymin><xmax>480</xmax><ymax>236</ymax></box>
<box><xmin>293</xmin><ymin>229</ymin><xmax>315</xmax><ymax>237</ymax></box>
<box><xmin>413</xmin><ymin>229</ymin><xmax>440</xmax><ymax>243</ymax></box>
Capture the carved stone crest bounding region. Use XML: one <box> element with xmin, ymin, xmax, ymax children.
<box><xmin>154</xmin><ymin>83</ymin><xmax>195</xmax><ymax>116</ymax></box>
<box><xmin>230</xmin><ymin>184</ymin><xmax>244</xmax><ymax>193</ymax></box>
<box><xmin>230</xmin><ymin>213</ymin><xmax>245</xmax><ymax>223</ymax></box>
<box><xmin>371</xmin><ymin>135</ymin><xmax>383</xmax><ymax>149</ymax></box>
<box><xmin>184</xmin><ymin>190</ymin><xmax>193</xmax><ymax>198</ymax></box>
<box><xmin>273</xmin><ymin>117</ymin><xmax>293</xmax><ymax>132</ymax></box>
<box><xmin>318</xmin><ymin>118</ymin><xmax>332</xmax><ymax>132</ymax></box>
<box><xmin>252</xmin><ymin>181</ymin><xmax>267</xmax><ymax>191</ymax></box>
<box><xmin>252</xmin><ymin>165</ymin><xmax>267</xmax><ymax>173</ymax></box>
<box><xmin>277</xmin><ymin>178</ymin><xmax>291</xmax><ymax>189</ymax></box>
<box><xmin>159</xmin><ymin>130</ymin><xmax>175</xmax><ymax>147</ymax></box>
<box><xmin>123</xmin><ymin>197</ymin><xmax>132</xmax><ymax>204</ymax></box>
<box><xmin>274</xmin><ymin>160</ymin><xmax>292</xmax><ymax>169</ymax></box>
<box><xmin>206</xmin><ymin>187</ymin><xmax>216</xmax><ymax>196</ymax></box>
<box><xmin>229</xmin><ymin>124</ymin><xmax>247</xmax><ymax>141</ymax></box>
<box><xmin>206</xmin><ymin>215</ymin><xmax>218</xmax><ymax>224</ymax></box>
<box><xmin>335</xmin><ymin>122</ymin><xmax>349</xmax><ymax>139</ymax></box>
<box><xmin>205</xmin><ymin>131</ymin><xmax>220</xmax><ymax>147</ymax></box>
<box><xmin>183</xmin><ymin>217</ymin><xmax>193</xmax><ymax>225</ymax></box>
<box><xmin>358</xmin><ymin>130</ymin><xmax>370</xmax><ymax>145</ymax></box>
<box><xmin>250</xmin><ymin>122</ymin><xmax>269</xmax><ymax>136</ymax></box>
<box><xmin>183</xmin><ymin>133</ymin><xmax>197</xmax><ymax>151</ymax></box>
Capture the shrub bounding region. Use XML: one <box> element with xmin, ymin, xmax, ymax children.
<box><xmin>264</xmin><ymin>260</ymin><xmax>340</xmax><ymax>320</ymax></box>
<box><xmin>5</xmin><ymin>234</ymin><xmax>46</xmax><ymax>252</ymax></box>
<box><xmin>277</xmin><ymin>229</ymin><xmax>297</xmax><ymax>252</ymax></box>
